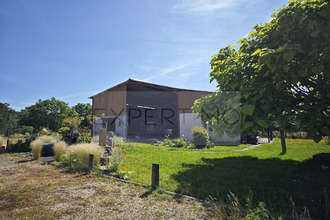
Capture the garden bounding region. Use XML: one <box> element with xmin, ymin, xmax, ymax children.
<box><xmin>1</xmin><ymin>127</ymin><xmax>330</xmax><ymax>219</ymax></box>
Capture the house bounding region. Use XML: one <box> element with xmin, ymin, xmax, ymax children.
<box><xmin>89</xmin><ymin>79</ymin><xmax>240</xmax><ymax>144</ymax></box>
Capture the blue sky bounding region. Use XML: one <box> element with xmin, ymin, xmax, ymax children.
<box><xmin>0</xmin><ymin>0</ymin><xmax>288</xmax><ymax>111</ymax></box>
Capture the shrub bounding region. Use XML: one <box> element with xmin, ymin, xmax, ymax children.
<box><xmin>58</xmin><ymin>127</ymin><xmax>70</xmax><ymax>138</ymax></box>
<box><xmin>20</xmin><ymin>126</ymin><xmax>34</xmax><ymax>135</ymax></box>
<box><xmin>9</xmin><ymin>133</ymin><xmax>25</xmax><ymax>139</ymax></box>
<box><xmin>109</xmin><ymin>148</ymin><xmax>122</xmax><ymax>173</ymax></box>
<box><xmin>39</xmin><ymin>128</ymin><xmax>50</xmax><ymax>135</ymax></box>
<box><xmin>7</xmin><ymin>139</ymin><xmax>31</xmax><ymax>153</ymax></box>
<box><xmin>113</xmin><ymin>136</ymin><xmax>125</xmax><ymax>146</ymax></box>
<box><xmin>54</xmin><ymin>141</ymin><xmax>67</xmax><ymax>161</ymax></box>
<box><xmin>77</xmin><ymin>133</ymin><xmax>92</xmax><ymax>143</ymax></box>
<box><xmin>67</xmin><ymin>143</ymin><xmax>104</xmax><ymax>168</ymax></box>
<box><xmin>91</xmin><ymin>135</ymin><xmax>99</xmax><ymax>143</ymax></box>
<box><xmin>61</xmin><ymin>154</ymin><xmax>80</xmax><ymax>168</ymax></box>
<box><xmin>192</xmin><ymin>126</ymin><xmax>211</xmax><ymax>149</ymax></box>
<box><xmin>30</xmin><ymin>139</ymin><xmax>43</xmax><ymax>160</ymax></box>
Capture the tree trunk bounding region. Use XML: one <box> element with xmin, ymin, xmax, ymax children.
<box><xmin>280</xmin><ymin>129</ymin><xmax>286</xmax><ymax>154</ymax></box>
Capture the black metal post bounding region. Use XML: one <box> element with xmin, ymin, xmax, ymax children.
<box><xmin>151</xmin><ymin>163</ymin><xmax>159</xmax><ymax>190</ymax></box>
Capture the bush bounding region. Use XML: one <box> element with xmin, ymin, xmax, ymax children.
<box><xmin>39</xmin><ymin>128</ymin><xmax>50</xmax><ymax>135</ymax></box>
<box><xmin>9</xmin><ymin>133</ymin><xmax>25</xmax><ymax>139</ymax></box>
<box><xmin>58</xmin><ymin>127</ymin><xmax>70</xmax><ymax>138</ymax></box>
<box><xmin>109</xmin><ymin>148</ymin><xmax>122</xmax><ymax>172</ymax></box>
<box><xmin>163</xmin><ymin>137</ymin><xmax>187</xmax><ymax>148</ymax></box>
<box><xmin>54</xmin><ymin>141</ymin><xmax>67</xmax><ymax>161</ymax></box>
<box><xmin>61</xmin><ymin>154</ymin><xmax>80</xmax><ymax>168</ymax></box>
<box><xmin>192</xmin><ymin>126</ymin><xmax>211</xmax><ymax>149</ymax></box>
<box><xmin>67</xmin><ymin>143</ymin><xmax>104</xmax><ymax>168</ymax></box>
<box><xmin>7</xmin><ymin>139</ymin><xmax>31</xmax><ymax>153</ymax></box>
<box><xmin>20</xmin><ymin>126</ymin><xmax>34</xmax><ymax>135</ymax></box>
<box><xmin>77</xmin><ymin>133</ymin><xmax>92</xmax><ymax>143</ymax></box>
<box><xmin>113</xmin><ymin>136</ymin><xmax>125</xmax><ymax>146</ymax></box>
<box><xmin>30</xmin><ymin>139</ymin><xmax>43</xmax><ymax>160</ymax></box>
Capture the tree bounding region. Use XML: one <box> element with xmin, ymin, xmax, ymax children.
<box><xmin>18</xmin><ymin>98</ymin><xmax>76</xmax><ymax>132</ymax></box>
<box><xmin>0</xmin><ymin>102</ymin><xmax>18</xmax><ymax>136</ymax></box>
<box><xmin>193</xmin><ymin>0</ymin><xmax>330</xmax><ymax>153</ymax></box>
<box><xmin>72</xmin><ymin>103</ymin><xmax>92</xmax><ymax>127</ymax></box>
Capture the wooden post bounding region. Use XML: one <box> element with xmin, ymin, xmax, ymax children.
<box><xmin>6</xmin><ymin>139</ymin><xmax>9</xmax><ymax>149</ymax></box>
<box><xmin>151</xmin><ymin>163</ymin><xmax>159</xmax><ymax>190</ymax></box>
<box><xmin>88</xmin><ymin>154</ymin><xmax>94</xmax><ymax>169</ymax></box>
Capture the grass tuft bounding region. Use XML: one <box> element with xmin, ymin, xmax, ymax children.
<box><xmin>0</xmin><ymin>135</ymin><xmax>4</xmax><ymax>146</ymax></box>
<box><xmin>38</xmin><ymin>135</ymin><xmax>58</xmax><ymax>143</ymax></box>
<box><xmin>67</xmin><ymin>143</ymin><xmax>104</xmax><ymax>168</ymax></box>
<box><xmin>30</xmin><ymin>140</ymin><xmax>43</xmax><ymax>160</ymax></box>
<box><xmin>54</xmin><ymin>141</ymin><xmax>67</xmax><ymax>161</ymax></box>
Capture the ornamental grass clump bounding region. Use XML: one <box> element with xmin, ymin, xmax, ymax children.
<box><xmin>30</xmin><ymin>135</ymin><xmax>58</xmax><ymax>160</ymax></box>
<box><xmin>54</xmin><ymin>141</ymin><xmax>67</xmax><ymax>161</ymax></box>
<box><xmin>38</xmin><ymin>135</ymin><xmax>58</xmax><ymax>143</ymax></box>
<box><xmin>67</xmin><ymin>143</ymin><xmax>104</xmax><ymax>168</ymax></box>
<box><xmin>30</xmin><ymin>139</ymin><xmax>43</xmax><ymax>160</ymax></box>
<box><xmin>0</xmin><ymin>135</ymin><xmax>4</xmax><ymax>146</ymax></box>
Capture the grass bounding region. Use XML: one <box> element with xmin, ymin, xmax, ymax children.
<box><xmin>30</xmin><ymin>135</ymin><xmax>59</xmax><ymax>160</ymax></box>
<box><xmin>67</xmin><ymin>143</ymin><xmax>104</xmax><ymax>168</ymax></box>
<box><xmin>117</xmin><ymin>138</ymin><xmax>330</xmax><ymax>218</ymax></box>
<box><xmin>30</xmin><ymin>140</ymin><xmax>43</xmax><ymax>160</ymax></box>
<box><xmin>54</xmin><ymin>141</ymin><xmax>67</xmax><ymax>161</ymax></box>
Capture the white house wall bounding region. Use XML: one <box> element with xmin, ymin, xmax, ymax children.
<box><xmin>179</xmin><ymin>112</ymin><xmax>240</xmax><ymax>145</ymax></box>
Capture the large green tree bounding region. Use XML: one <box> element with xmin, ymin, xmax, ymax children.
<box><xmin>72</xmin><ymin>103</ymin><xmax>92</xmax><ymax>127</ymax></box>
<box><xmin>18</xmin><ymin>98</ymin><xmax>76</xmax><ymax>132</ymax></box>
<box><xmin>193</xmin><ymin>0</ymin><xmax>330</xmax><ymax>153</ymax></box>
<box><xmin>0</xmin><ymin>102</ymin><xmax>18</xmax><ymax>136</ymax></box>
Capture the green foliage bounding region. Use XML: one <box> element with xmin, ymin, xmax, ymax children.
<box><xmin>18</xmin><ymin>97</ymin><xmax>76</xmax><ymax>132</ymax></box>
<box><xmin>19</xmin><ymin>126</ymin><xmax>34</xmax><ymax>135</ymax></box>
<box><xmin>191</xmin><ymin>126</ymin><xmax>211</xmax><ymax>149</ymax></box>
<box><xmin>113</xmin><ymin>136</ymin><xmax>126</xmax><ymax>146</ymax></box>
<box><xmin>245</xmin><ymin>202</ymin><xmax>279</xmax><ymax>220</ymax></box>
<box><xmin>61</xmin><ymin>154</ymin><xmax>80</xmax><ymax>168</ymax></box>
<box><xmin>7</xmin><ymin>139</ymin><xmax>30</xmax><ymax>153</ymax></box>
<box><xmin>77</xmin><ymin>133</ymin><xmax>91</xmax><ymax>143</ymax></box>
<box><xmin>194</xmin><ymin>0</ymin><xmax>330</xmax><ymax>145</ymax></box>
<box><xmin>72</xmin><ymin>103</ymin><xmax>92</xmax><ymax>127</ymax></box>
<box><xmin>162</xmin><ymin>136</ymin><xmax>187</xmax><ymax>148</ymax></box>
<box><xmin>0</xmin><ymin>102</ymin><xmax>18</xmax><ymax>136</ymax></box>
<box><xmin>108</xmin><ymin>148</ymin><xmax>122</xmax><ymax>173</ymax></box>
<box><xmin>58</xmin><ymin>127</ymin><xmax>70</xmax><ymax>138</ymax></box>
<box><xmin>117</xmin><ymin>139</ymin><xmax>330</xmax><ymax>218</ymax></box>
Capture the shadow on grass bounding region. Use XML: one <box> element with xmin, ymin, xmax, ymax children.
<box><xmin>171</xmin><ymin>156</ymin><xmax>330</xmax><ymax>218</ymax></box>
<box><xmin>16</xmin><ymin>159</ymin><xmax>34</xmax><ymax>163</ymax></box>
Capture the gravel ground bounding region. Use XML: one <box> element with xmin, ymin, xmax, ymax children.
<box><xmin>0</xmin><ymin>154</ymin><xmax>208</xmax><ymax>219</ymax></box>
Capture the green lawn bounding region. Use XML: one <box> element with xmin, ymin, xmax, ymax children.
<box><xmin>118</xmin><ymin>139</ymin><xmax>330</xmax><ymax>218</ymax></box>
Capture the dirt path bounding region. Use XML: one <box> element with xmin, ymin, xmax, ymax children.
<box><xmin>0</xmin><ymin>154</ymin><xmax>207</xmax><ymax>219</ymax></box>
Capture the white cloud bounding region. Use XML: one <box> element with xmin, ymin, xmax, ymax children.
<box><xmin>58</xmin><ymin>91</ymin><xmax>93</xmax><ymax>100</ymax></box>
<box><xmin>173</xmin><ymin>0</ymin><xmax>250</xmax><ymax>12</ymax></box>
<box><xmin>138</xmin><ymin>61</ymin><xmax>200</xmax><ymax>82</ymax></box>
